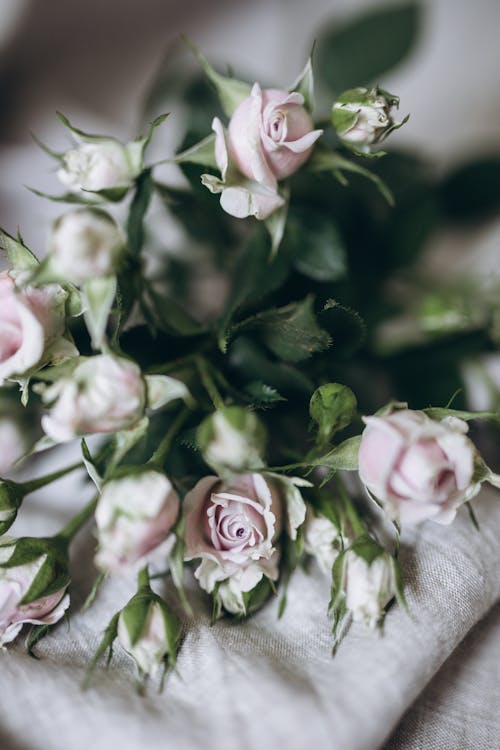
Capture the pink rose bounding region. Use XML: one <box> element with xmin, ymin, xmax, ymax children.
<box><xmin>95</xmin><ymin>470</ymin><xmax>180</xmax><ymax>573</ymax></box>
<box><xmin>41</xmin><ymin>354</ymin><xmax>146</xmax><ymax>442</ymax></box>
<box><xmin>0</xmin><ymin>544</ymin><xmax>69</xmax><ymax>645</ymax></box>
<box><xmin>358</xmin><ymin>409</ymin><xmax>480</xmax><ymax>525</ymax></box>
<box><xmin>184</xmin><ymin>473</ymin><xmax>283</xmax><ymax>593</ymax></box>
<box><xmin>203</xmin><ymin>84</ymin><xmax>322</xmax><ymax>221</ymax></box>
<box><xmin>0</xmin><ymin>271</ymin><xmax>76</xmax><ymax>384</ymax></box>
<box><xmin>228</xmin><ymin>84</ymin><xmax>322</xmax><ymax>185</ymax></box>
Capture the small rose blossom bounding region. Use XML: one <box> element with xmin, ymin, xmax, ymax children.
<box><xmin>41</xmin><ymin>354</ymin><xmax>146</xmax><ymax>442</ymax></box>
<box><xmin>215</xmin><ymin>560</ymin><xmax>277</xmax><ymax>616</ymax></box>
<box><xmin>57</xmin><ymin>140</ymin><xmax>134</xmax><ymax>194</ymax></box>
<box><xmin>95</xmin><ymin>471</ymin><xmax>180</xmax><ymax>573</ymax></box>
<box><xmin>48</xmin><ymin>208</ymin><xmax>125</xmax><ymax>285</ymax></box>
<box><xmin>184</xmin><ymin>473</ymin><xmax>283</xmax><ymax>593</ymax></box>
<box><xmin>228</xmin><ymin>84</ymin><xmax>322</xmax><ymax>184</ymax></box>
<box><xmin>0</xmin><ymin>543</ymin><xmax>69</xmax><ymax>646</ymax></box>
<box><xmin>0</xmin><ymin>271</ymin><xmax>77</xmax><ymax>385</ymax></box>
<box><xmin>303</xmin><ymin>508</ymin><xmax>341</xmax><ymax>575</ymax></box>
<box><xmin>332</xmin><ymin>87</ymin><xmax>404</xmax><ymax>153</ymax></box>
<box><xmin>344</xmin><ymin>551</ymin><xmax>395</xmax><ymax>629</ymax></box>
<box><xmin>203</xmin><ymin>84</ymin><xmax>322</xmax><ymax>221</ymax></box>
<box><xmin>359</xmin><ymin>409</ymin><xmax>481</xmax><ymax>525</ymax></box>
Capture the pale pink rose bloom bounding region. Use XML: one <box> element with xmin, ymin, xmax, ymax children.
<box><xmin>0</xmin><ymin>271</ymin><xmax>75</xmax><ymax>384</ymax></box>
<box><xmin>184</xmin><ymin>473</ymin><xmax>282</xmax><ymax>593</ymax></box>
<box><xmin>95</xmin><ymin>471</ymin><xmax>180</xmax><ymax>573</ymax></box>
<box><xmin>0</xmin><ymin>554</ymin><xmax>69</xmax><ymax>646</ymax></box>
<box><xmin>41</xmin><ymin>354</ymin><xmax>146</xmax><ymax>442</ymax></box>
<box><xmin>228</xmin><ymin>84</ymin><xmax>322</xmax><ymax>187</ymax></box>
<box><xmin>358</xmin><ymin>409</ymin><xmax>480</xmax><ymax>525</ymax></box>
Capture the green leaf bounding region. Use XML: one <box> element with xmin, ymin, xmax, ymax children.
<box><xmin>320</xmin><ymin>300</ymin><xmax>366</xmax><ymax>359</ymax></box>
<box><xmin>127</xmin><ymin>169</ymin><xmax>153</xmax><ymax>255</ymax></box>
<box><xmin>242</xmin><ymin>576</ymin><xmax>275</xmax><ymax>616</ymax></box>
<box><xmin>317</xmin><ymin>3</ymin><xmax>421</xmax><ymax>92</ymax></box>
<box><xmin>243</xmin><ymin>381</ymin><xmax>286</xmax><ymax>407</ymax></box>
<box><xmin>312</xmin><ymin>435</ymin><xmax>361</xmax><ymax>471</ymax></box>
<box><xmin>349</xmin><ymin>534</ymin><xmax>385</xmax><ymax>566</ymax></box>
<box><xmin>309</xmin><ymin>383</ymin><xmax>357</xmax><ymax>448</ymax></box>
<box><xmin>145</xmin><ymin>286</ymin><xmax>205</xmax><ymax>337</ymax></box>
<box><xmin>183</xmin><ymin>36</ymin><xmax>251</xmax><ymax>118</ymax></box>
<box><xmin>285</xmin><ymin>209</ymin><xmax>347</xmax><ymax>282</ymax></box>
<box><xmin>81</xmin><ymin>438</ymin><xmax>103</xmax><ymax>490</ymax></box>
<box><xmin>289</xmin><ymin>57</ymin><xmax>315</xmax><ymax>113</ymax></box>
<box><xmin>422</xmin><ymin>406</ymin><xmax>500</xmax><ymax>422</ymax></box>
<box><xmin>174</xmin><ymin>134</ymin><xmax>217</xmax><ymax>169</ymax></box>
<box><xmin>234</xmin><ymin>296</ymin><xmax>331</xmax><ymax>363</ymax></box>
<box><xmin>310</xmin><ymin>150</ymin><xmax>394</xmax><ymax>205</ymax></box>
<box><xmin>265</xmin><ymin>185</ymin><xmax>289</xmax><ymax>258</ymax></box>
<box><xmin>25</xmin><ymin>623</ymin><xmax>55</xmax><ymax>658</ymax></box>
<box><xmin>108</xmin><ymin>416</ymin><xmax>149</xmax><ymax>475</ymax></box>
<box><xmin>82</xmin><ymin>276</ymin><xmax>117</xmax><ymax>349</ymax></box>
<box><xmin>145</xmin><ymin>375</ymin><xmax>192</xmax><ymax>410</ymax></box>
<box><xmin>0</xmin><ymin>228</ymin><xmax>39</xmax><ymax>271</ymax></box>
<box><xmin>120</xmin><ymin>594</ymin><xmax>152</xmax><ymax>647</ymax></box>
<box><xmin>126</xmin><ymin>114</ymin><xmax>169</xmax><ymax>175</ymax></box>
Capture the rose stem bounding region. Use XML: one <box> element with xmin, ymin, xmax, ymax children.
<box><xmin>335</xmin><ymin>476</ymin><xmax>365</xmax><ymax>538</ymax></box>
<box><xmin>21</xmin><ymin>459</ymin><xmax>84</xmax><ymax>495</ymax></box>
<box><xmin>137</xmin><ymin>565</ymin><xmax>151</xmax><ymax>590</ymax></box>
<box><xmin>194</xmin><ymin>355</ymin><xmax>224</xmax><ymax>410</ymax></box>
<box><xmin>57</xmin><ymin>494</ymin><xmax>99</xmax><ymax>543</ymax></box>
<box><xmin>147</xmin><ymin>407</ymin><xmax>191</xmax><ymax>470</ymax></box>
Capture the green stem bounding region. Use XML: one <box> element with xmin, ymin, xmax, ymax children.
<box><xmin>137</xmin><ymin>565</ymin><xmax>150</xmax><ymax>590</ymax></box>
<box><xmin>21</xmin><ymin>460</ymin><xmax>83</xmax><ymax>495</ymax></box>
<box><xmin>335</xmin><ymin>476</ymin><xmax>365</xmax><ymax>538</ymax></box>
<box><xmin>57</xmin><ymin>495</ymin><xmax>98</xmax><ymax>543</ymax></box>
<box><xmin>195</xmin><ymin>356</ymin><xmax>224</xmax><ymax>409</ymax></box>
<box><xmin>147</xmin><ymin>407</ymin><xmax>191</xmax><ymax>469</ymax></box>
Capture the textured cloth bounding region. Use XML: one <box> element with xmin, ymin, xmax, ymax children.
<box><xmin>1</xmin><ymin>474</ymin><xmax>500</xmax><ymax>750</ymax></box>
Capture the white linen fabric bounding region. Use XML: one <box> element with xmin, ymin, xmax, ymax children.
<box><xmin>0</xmin><ymin>475</ymin><xmax>499</xmax><ymax>750</ymax></box>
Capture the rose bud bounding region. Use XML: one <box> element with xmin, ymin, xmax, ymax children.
<box><xmin>184</xmin><ymin>473</ymin><xmax>284</xmax><ymax>595</ymax></box>
<box><xmin>0</xmin><ymin>536</ymin><xmax>70</xmax><ymax>646</ymax></box>
<box><xmin>95</xmin><ymin>470</ymin><xmax>180</xmax><ymax>574</ymax></box>
<box><xmin>358</xmin><ymin>409</ymin><xmax>481</xmax><ymax>525</ymax></box>
<box><xmin>228</xmin><ymin>83</ymin><xmax>322</xmax><ymax>185</ymax></box>
<box><xmin>0</xmin><ymin>271</ymin><xmax>77</xmax><ymax>386</ymax></box>
<box><xmin>48</xmin><ymin>208</ymin><xmax>125</xmax><ymax>286</ymax></box>
<box><xmin>332</xmin><ymin>87</ymin><xmax>406</xmax><ymax>154</ymax></box>
<box><xmin>214</xmin><ymin>561</ymin><xmax>278</xmax><ymax>617</ymax></box>
<box><xmin>342</xmin><ymin>545</ymin><xmax>396</xmax><ymax>629</ymax></box>
<box><xmin>117</xmin><ymin>597</ymin><xmax>181</xmax><ymax>678</ymax></box>
<box><xmin>41</xmin><ymin>354</ymin><xmax>146</xmax><ymax>442</ymax></box>
<box><xmin>303</xmin><ymin>507</ymin><xmax>342</xmax><ymax>576</ymax></box>
<box><xmin>57</xmin><ymin>139</ymin><xmax>136</xmax><ymax>195</ymax></box>
<box><xmin>196</xmin><ymin>406</ymin><xmax>266</xmax><ymax>476</ymax></box>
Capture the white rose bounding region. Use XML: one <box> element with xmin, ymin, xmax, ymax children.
<box><xmin>303</xmin><ymin>509</ymin><xmax>341</xmax><ymax>575</ymax></box>
<box><xmin>41</xmin><ymin>354</ymin><xmax>146</xmax><ymax>442</ymax></box>
<box><xmin>0</xmin><ymin>270</ymin><xmax>77</xmax><ymax>385</ymax></box>
<box><xmin>95</xmin><ymin>470</ymin><xmax>180</xmax><ymax>574</ymax></box>
<box><xmin>344</xmin><ymin>551</ymin><xmax>395</xmax><ymax>629</ymax></box>
<box><xmin>57</xmin><ymin>140</ymin><xmax>134</xmax><ymax>194</ymax></box>
<box><xmin>117</xmin><ymin>601</ymin><xmax>172</xmax><ymax>678</ymax></box>
<box><xmin>48</xmin><ymin>208</ymin><xmax>125</xmax><ymax>285</ymax></box>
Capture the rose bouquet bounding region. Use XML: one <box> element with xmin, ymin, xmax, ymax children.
<box><xmin>1</xmin><ymin>25</ymin><xmax>500</xmax><ymax>691</ymax></box>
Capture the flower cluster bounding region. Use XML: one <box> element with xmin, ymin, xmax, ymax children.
<box><xmin>0</xmin><ymin>40</ymin><xmax>498</xmax><ymax>692</ymax></box>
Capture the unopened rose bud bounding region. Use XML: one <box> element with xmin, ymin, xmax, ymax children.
<box><xmin>196</xmin><ymin>406</ymin><xmax>266</xmax><ymax>475</ymax></box>
<box><xmin>41</xmin><ymin>354</ymin><xmax>146</xmax><ymax>442</ymax></box>
<box><xmin>0</xmin><ymin>536</ymin><xmax>70</xmax><ymax>645</ymax></box>
<box><xmin>117</xmin><ymin>596</ymin><xmax>181</xmax><ymax>678</ymax></box>
<box><xmin>0</xmin><ymin>271</ymin><xmax>77</xmax><ymax>385</ymax></box>
<box><xmin>48</xmin><ymin>209</ymin><xmax>125</xmax><ymax>285</ymax></box>
<box><xmin>332</xmin><ymin>87</ymin><xmax>406</xmax><ymax>153</ymax></box>
<box><xmin>358</xmin><ymin>408</ymin><xmax>481</xmax><ymax>525</ymax></box>
<box><xmin>303</xmin><ymin>508</ymin><xmax>342</xmax><ymax>575</ymax></box>
<box><xmin>215</xmin><ymin>563</ymin><xmax>276</xmax><ymax>617</ymax></box>
<box><xmin>95</xmin><ymin>470</ymin><xmax>180</xmax><ymax>574</ymax></box>
<box><xmin>57</xmin><ymin>140</ymin><xmax>135</xmax><ymax>195</ymax></box>
<box><xmin>343</xmin><ymin>544</ymin><xmax>396</xmax><ymax>629</ymax></box>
